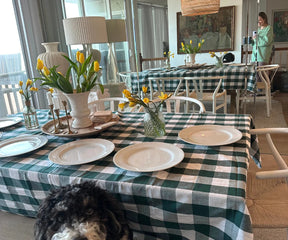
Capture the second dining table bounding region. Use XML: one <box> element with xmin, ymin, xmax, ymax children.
<box><xmin>0</xmin><ymin>109</ymin><xmax>260</xmax><ymax>239</ymax></box>
<box><xmin>130</xmin><ymin>64</ymin><xmax>256</xmax><ymax>93</ymax></box>
<box><xmin>130</xmin><ymin>64</ymin><xmax>256</xmax><ymax>113</ymax></box>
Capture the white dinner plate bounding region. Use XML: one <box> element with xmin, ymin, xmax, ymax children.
<box><xmin>0</xmin><ymin>135</ymin><xmax>48</xmax><ymax>157</ymax></box>
<box><xmin>178</xmin><ymin>125</ymin><xmax>242</xmax><ymax>146</ymax></box>
<box><xmin>113</xmin><ymin>142</ymin><xmax>184</xmax><ymax>172</ymax></box>
<box><xmin>49</xmin><ymin>139</ymin><xmax>115</xmax><ymax>165</ymax></box>
<box><xmin>0</xmin><ymin>117</ymin><xmax>22</xmax><ymax>129</ymax></box>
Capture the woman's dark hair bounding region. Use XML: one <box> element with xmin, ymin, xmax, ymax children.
<box><xmin>259</xmin><ymin>12</ymin><xmax>268</xmax><ymax>24</ymax></box>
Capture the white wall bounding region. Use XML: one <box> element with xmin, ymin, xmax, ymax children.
<box><xmin>266</xmin><ymin>0</ymin><xmax>288</xmax><ymax>48</ymax></box>
<box><xmin>167</xmin><ymin>0</ymin><xmax>243</xmax><ymax>66</ymax></box>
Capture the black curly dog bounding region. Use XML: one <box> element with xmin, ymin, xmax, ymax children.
<box><xmin>35</xmin><ymin>181</ymin><xmax>133</xmax><ymax>240</ymax></box>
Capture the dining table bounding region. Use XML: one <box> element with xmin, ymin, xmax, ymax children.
<box><xmin>130</xmin><ymin>64</ymin><xmax>256</xmax><ymax>113</ymax></box>
<box><xmin>0</xmin><ymin>109</ymin><xmax>260</xmax><ymax>240</ymax></box>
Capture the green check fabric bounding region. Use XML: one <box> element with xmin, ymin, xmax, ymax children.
<box><xmin>130</xmin><ymin>65</ymin><xmax>256</xmax><ymax>93</ymax></box>
<box><xmin>0</xmin><ymin>110</ymin><xmax>259</xmax><ymax>240</ymax></box>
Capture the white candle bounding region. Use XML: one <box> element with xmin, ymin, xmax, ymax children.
<box><xmin>53</xmin><ymin>97</ymin><xmax>60</xmax><ymax>109</ymax></box>
<box><xmin>46</xmin><ymin>92</ymin><xmax>53</xmax><ymax>105</ymax></box>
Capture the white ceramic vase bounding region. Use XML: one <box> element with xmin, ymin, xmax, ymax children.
<box><xmin>38</xmin><ymin>42</ymin><xmax>69</xmax><ymax>74</ymax></box>
<box><xmin>187</xmin><ymin>53</ymin><xmax>196</xmax><ymax>65</ymax></box>
<box><xmin>38</xmin><ymin>42</ymin><xmax>70</xmax><ymax>109</ymax></box>
<box><xmin>64</xmin><ymin>92</ymin><xmax>92</xmax><ymax>129</ymax></box>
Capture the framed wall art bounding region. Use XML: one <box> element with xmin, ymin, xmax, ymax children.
<box><xmin>177</xmin><ymin>6</ymin><xmax>235</xmax><ymax>53</ymax></box>
<box><xmin>273</xmin><ymin>9</ymin><xmax>288</xmax><ymax>43</ymax></box>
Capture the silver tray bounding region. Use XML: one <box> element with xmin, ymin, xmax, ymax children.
<box><xmin>41</xmin><ymin>114</ymin><xmax>119</xmax><ymax>138</ymax></box>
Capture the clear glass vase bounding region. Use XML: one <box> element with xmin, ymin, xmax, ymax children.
<box><xmin>22</xmin><ymin>100</ymin><xmax>39</xmax><ymax>130</ymax></box>
<box><xmin>143</xmin><ymin>107</ymin><xmax>166</xmax><ymax>137</ymax></box>
<box><xmin>215</xmin><ymin>60</ymin><xmax>223</xmax><ymax>68</ymax></box>
<box><xmin>165</xmin><ymin>59</ymin><xmax>171</xmax><ymax>70</ymax></box>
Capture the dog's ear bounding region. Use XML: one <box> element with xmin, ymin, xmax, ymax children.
<box><xmin>106</xmin><ymin>209</ymin><xmax>122</xmax><ymax>234</ymax></box>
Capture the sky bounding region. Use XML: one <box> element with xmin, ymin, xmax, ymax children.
<box><xmin>0</xmin><ymin>0</ymin><xmax>22</xmax><ymax>55</ymax></box>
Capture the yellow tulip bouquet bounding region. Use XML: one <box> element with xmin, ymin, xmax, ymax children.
<box><xmin>119</xmin><ymin>87</ymin><xmax>172</xmax><ymax>137</ymax></box>
<box><xmin>19</xmin><ymin>79</ymin><xmax>38</xmax><ymax>102</ymax></box>
<box><xmin>179</xmin><ymin>39</ymin><xmax>205</xmax><ymax>54</ymax></box>
<box><xmin>209</xmin><ymin>51</ymin><xmax>228</xmax><ymax>67</ymax></box>
<box><xmin>36</xmin><ymin>51</ymin><xmax>103</xmax><ymax>94</ymax></box>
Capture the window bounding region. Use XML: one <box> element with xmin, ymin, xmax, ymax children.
<box><xmin>0</xmin><ymin>0</ymin><xmax>27</xmax><ymax>117</ymax></box>
<box><xmin>62</xmin><ymin>0</ymin><xmax>130</xmax><ymax>84</ymax></box>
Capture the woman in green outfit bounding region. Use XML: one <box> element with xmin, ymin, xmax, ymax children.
<box><xmin>251</xmin><ymin>12</ymin><xmax>274</xmax><ymax>65</ymax></box>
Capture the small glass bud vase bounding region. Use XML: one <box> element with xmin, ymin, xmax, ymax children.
<box><xmin>215</xmin><ymin>59</ymin><xmax>224</xmax><ymax>68</ymax></box>
<box><xmin>165</xmin><ymin>59</ymin><xmax>171</xmax><ymax>70</ymax></box>
<box><xmin>22</xmin><ymin>100</ymin><xmax>39</xmax><ymax>130</ymax></box>
<box><xmin>143</xmin><ymin>107</ymin><xmax>166</xmax><ymax>138</ymax></box>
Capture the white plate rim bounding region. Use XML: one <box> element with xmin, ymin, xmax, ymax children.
<box><xmin>0</xmin><ymin>117</ymin><xmax>22</xmax><ymax>129</ymax></box>
<box><xmin>178</xmin><ymin>125</ymin><xmax>242</xmax><ymax>146</ymax></box>
<box><xmin>48</xmin><ymin>138</ymin><xmax>115</xmax><ymax>165</ymax></box>
<box><xmin>0</xmin><ymin>135</ymin><xmax>48</xmax><ymax>157</ymax></box>
<box><xmin>113</xmin><ymin>142</ymin><xmax>184</xmax><ymax>172</ymax></box>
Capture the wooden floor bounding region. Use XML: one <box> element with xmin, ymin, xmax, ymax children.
<box><xmin>248</xmin><ymin>91</ymin><xmax>288</xmax><ymax>240</ymax></box>
<box><xmin>273</xmin><ymin>91</ymin><xmax>288</xmax><ymax>124</ymax></box>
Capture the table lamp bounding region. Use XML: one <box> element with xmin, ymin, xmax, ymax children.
<box><xmin>106</xmin><ymin>19</ymin><xmax>127</xmax><ymax>83</ymax></box>
<box><xmin>63</xmin><ymin>16</ymin><xmax>108</xmax><ymax>63</ymax></box>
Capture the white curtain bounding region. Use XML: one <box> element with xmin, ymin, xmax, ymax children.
<box><xmin>137</xmin><ymin>3</ymin><xmax>168</xmax><ymax>59</ymax></box>
<box><xmin>13</xmin><ymin>0</ymin><xmax>46</xmax><ymax>108</ymax></box>
<box><xmin>13</xmin><ymin>0</ymin><xmax>66</xmax><ymax>109</ymax></box>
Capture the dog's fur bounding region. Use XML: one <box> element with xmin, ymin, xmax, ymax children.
<box><xmin>34</xmin><ymin>181</ymin><xmax>133</xmax><ymax>240</ymax></box>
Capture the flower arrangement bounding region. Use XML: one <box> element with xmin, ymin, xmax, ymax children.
<box><xmin>19</xmin><ymin>79</ymin><xmax>39</xmax><ymax>129</ymax></box>
<box><xmin>119</xmin><ymin>87</ymin><xmax>172</xmax><ymax>137</ymax></box>
<box><xmin>119</xmin><ymin>87</ymin><xmax>172</xmax><ymax>112</ymax></box>
<box><xmin>209</xmin><ymin>51</ymin><xmax>228</xmax><ymax>67</ymax></box>
<box><xmin>179</xmin><ymin>39</ymin><xmax>205</xmax><ymax>54</ymax></box>
<box><xmin>163</xmin><ymin>51</ymin><xmax>174</xmax><ymax>63</ymax></box>
<box><xmin>19</xmin><ymin>79</ymin><xmax>38</xmax><ymax>101</ymax></box>
<box><xmin>36</xmin><ymin>51</ymin><xmax>103</xmax><ymax>94</ymax></box>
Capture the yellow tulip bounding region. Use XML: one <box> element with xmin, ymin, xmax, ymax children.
<box><xmin>30</xmin><ymin>87</ymin><xmax>38</xmax><ymax>91</ymax></box>
<box><xmin>26</xmin><ymin>79</ymin><xmax>32</xmax><ymax>86</ymax></box>
<box><xmin>202</xmin><ymin>39</ymin><xmax>205</xmax><ymax>43</ymax></box>
<box><xmin>143</xmin><ymin>98</ymin><xmax>150</xmax><ymax>104</ymax></box>
<box><xmin>19</xmin><ymin>89</ymin><xmax>23</xmax><ymax>95</ymax></box>
<box><xmin>190</xmin><ymin>40</ymin><xmax>192</xmax><ymax>44</ymax></box>
<box><xmin>79</xmin><ymin>53</ymin><xmax>85</xmax><ymax>64</ymax></box>
<box><xmin>49</xmin><ymin>88</ymin><xmax>54</xmax><ymax>94</ymax></box>
<box><xmin>76</xmin><ymin>51</ymin><xmax>80</xmax><ymax>62</ymax></box>
<box><xmin>19</xmin><ymin>81</ymin><xmax>23</xmax><ymax>87</ymax></box>
<box><xmin>142</xmin><ymin>86</ymin><xmax>148</xmax><ymax>94</ymax></box>
<box><xmin>94</xmin><ymin>61</ymin><xmax>99</xmax><ymax>72</ymax></box>
<box><xmin>129</xmin><ymin>102</ymin><xmax>136</xmax><ymax>107</ymax></box>
<box><xmin>118</xmin><ymin>102</ymin><xmax>126</xmax><ymax>110</ymax></box>
<box><xmin>43</xmin><ymin>66</ymin><xmax>50</xmax><ymax>76</ymax></box>
<box><xmin>181</xmin><ymin>42</ymin><xmax>184</xmax><ymax>47</ymax></box>
<box><xmin>198</xmin><ymin>43</ymin><xmax>201</xmax><ymax>48</ymax></box>
<box><xmin>123</xmin><ymin>89</ymin><xmax>131</xmax><ymax>98</ymax></box>
<box><xmin>36</xmin><ymin>59</ymin><xmax>44</xmax><ymax>70</ymax></box>
<box><xmin>158</xmin><ymin>92</ymin><xmax>168</xmax><ymax>100</ymax></box>
<box><xmin>128</xmin><ymin>97</ymin><xmax>136</xmax><ymax>103</ymax></box>
<box><xmin>164</xmin><ymin>51</ymin><xmax>166</xmax><ymax>55</ymax></box>
<box><xmin>58</xmin><ymin>72</ymin><xmax>63</xmax><ymax>76</ymax></box>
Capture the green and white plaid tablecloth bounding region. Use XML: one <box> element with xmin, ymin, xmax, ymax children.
<box><xmin>0</xmin><ymin>110</ymin><xmax>259</xmax><ymax>240</ymax></box>
<box><xmin>130</xmin><ymin>65</ymin><xmax>256</xmax><ymax>93</ymax></box>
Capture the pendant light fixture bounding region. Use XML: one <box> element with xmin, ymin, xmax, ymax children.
<box><xmin>181</xmin><ymin>0</ymin><xmax>220</xmax><ymax>16</ymax></box>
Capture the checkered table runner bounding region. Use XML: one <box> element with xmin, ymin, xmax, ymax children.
<box><xmin>0</xmin><ymin>110</ymin><xmax>259</xmax><ymax>239</ymax></box>
<box><xmin>130</xmin><ymin>65</ymin><xmax>256</xmax><ymax>94</ymax></box>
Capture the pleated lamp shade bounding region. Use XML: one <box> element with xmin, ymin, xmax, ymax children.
<box><xmin>63</xmin><ymin>17</ymin><xmax>108</xmax><ymax>45</ymax></box>
<box><xmin>105</xmin><ymin>19</ymin><xmax>127</xmax><ymax>43</ymax></box>
<box><xmin>181</xmin><ymin>0</ymin><xmax>220</xmax><ymax>16</ymax></box>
